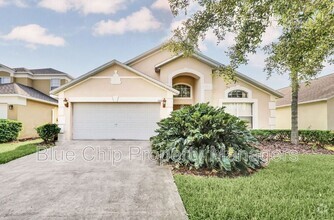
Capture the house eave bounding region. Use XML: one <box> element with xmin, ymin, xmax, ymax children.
<box><xmin>277</xmin><ymin>98</ymin><xmax>329</xmax><ymax>108</ymax></box>
<box><xmin>51</xmin><ymin>60</ymin><xmax>179</xmax><ymax>95</ymax></box>
<box><xmin>0</xmin><ymin>94</ymin><xmax>57</xmax><ymax>105</ymax></box>
<box><xmin>153</xmin><ymin>51</ymin><xmax>283</xmax><ymax>98</ymax></box>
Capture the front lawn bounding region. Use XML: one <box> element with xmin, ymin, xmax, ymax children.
<box><xmin>0</xmin><ymin>139</ymin><xmax>46</xmax><ymax>164</ymax></box>
<box><xmin>0</xmin><ymin>139</ymin><xmax>43</xmax><ymax>153</ymax></box>
<box><xmin>175</xmin><ymin>154</ymin><xmax>334</xmax><ymax>220</ymax></box>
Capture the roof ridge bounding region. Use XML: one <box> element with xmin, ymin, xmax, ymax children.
<box><xmin>51</xmin><ymin>59</ymin><xmax>179</xmax><ymax>95</ymax></box>
<box><xmin>125</xmin><ymin>43</ymin><xmax>165</xmax><ymax>65</ymax></box>
<box><xmin>14</xmin><ymin>83</ymin><xmax>30</xmax><ymax>97</ymax></box>
<box><xmin>13</xmin><ymin>83</ymin><xmax>20</xmax><ymax>94</ymax></box>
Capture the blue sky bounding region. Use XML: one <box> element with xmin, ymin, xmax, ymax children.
<box><xmin>0</xmin><ymin>0</ymin><xmax>332</xmax><ymax>89</ymax></box>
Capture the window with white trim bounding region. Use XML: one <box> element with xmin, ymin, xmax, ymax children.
<box><xmin>223</xmin><ymin>103</ymin><xmax>253</xmax><ymax>128</ymax></box>
<box><xmin>228</xmin><ymin>90</ymin><xmax>248</xmax><ymax>98</ymax></box>
<box><xmin>50</xmin><ymin>79</ymin><xmax>61</xmax><ymax>90</ymax></box>
<box><xmin>173</xmin><ymin>84</ymin><xmax>191</xmax><ymax>98</ymax></box>
<box><xmin>0</xmin><ymin>77</ymin><xmax>10</xmax><ymax>84</ymax></box>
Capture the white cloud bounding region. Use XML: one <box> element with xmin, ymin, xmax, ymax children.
<box><xmin>0</xmin><ymin>0</ymin><xmax>6</xmax><ymax>7</ymax></box>
<box><xmin>321</xmin><ymin>61</ymin><xmax>334</xmax><ymax>74</ymax></box>
<box><xmin>38</xmin><ymin>0</ymin><xmax>128</xmax><ymax>14</ymax></box>
<box><xmin>0</xmin><ymin>0</ymin><xmax>28</xmax><ymax>7</ymax></box>
<box><xmin>169</xmin><ymin>19</ymin><xmax>185</xmax><ymax>32</ymax></box>
<box><xmin>38</xmin><ymin>0</ymin><xmax>69</xmax><ymax>12</ymax></box>
<box><xmin>248</xmin><ymin>51</ymin><xmax>267</xmax><ymax>69</ymax></box>
<box><xmin>2</xmin><ymin>24</ymin><xmax>65</xmax><ymax>47</ymax></box>
<box><xmin>93</xmin><ymin>7</ymin><xmax>161</xmax><ymax>36</ymax></box>
<box><xmin>261</xmin><ymin>19</ymin><xmax>281</xmax><ymax>46</ymax></box>
<box><xmin>151</xmin><ymin>0</ymin><xmax>170</xmax><ymax>11</ymax></box>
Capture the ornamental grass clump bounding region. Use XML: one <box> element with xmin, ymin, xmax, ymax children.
<box><xmin>151</xmin><ymin>103</ymin><xmax>263</xmax><ymax>174</ymax></box>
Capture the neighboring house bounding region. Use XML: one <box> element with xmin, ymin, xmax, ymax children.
<box><xmin>276</xmin><ymin>73</ymin><xmax>334</xmax><ymax>130</ymax></box>
<box><xmin>51</xmin><ymin>45</ymin><xmax>283</xmax><ymax>141</ymax></box>
<box><xmin>0</xmin><ymin>64</ymin><xmax>73</xmax><ymax>138</ymax></box>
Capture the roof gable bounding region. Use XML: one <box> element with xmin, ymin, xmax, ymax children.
<box><xmin>150</xmin><ymin>49</ymin><xmax>283</xmax><ymax>98</ymax></box>
<box><xmin>125</xmin><ymin>44</ymin><xmax>164</xmax><ymax>65</ymax></box>
<box><xmin>51</xmin><ymin>60</ymin><xmax>179</xmax><ymax>95</ymax></box>
<box><xmin>0</xmin><ymin>64</ymin><xmax>15</xmax><ymax>74</ymax></box>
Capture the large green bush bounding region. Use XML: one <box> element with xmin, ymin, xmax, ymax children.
<box><xmin>151</xmin><ymin>103</ymin><xmax>263</xmax><ymax>173</ymax></box>
<box><xmin>36</xmin><ymin>124</ymin><xmax>61</xmax><ymax>144</ymax></box>
<box><xmin>251</xmin><ymin>129</ymin><xmax>334</xmax><ymax>146</ymax></box>
<box><xmin>0</xmin><ymin>119</ymin><xmax>22</xmax><ymax>143</ymax></box>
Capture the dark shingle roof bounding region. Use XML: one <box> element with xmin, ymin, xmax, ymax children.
<box><xmin>30</xmin><ymin>68</ymin><xmax>67</xmax><ymax>75</ymax></box>
<box><xmin>0</xmin><ymin>83</ymin><xmax>57</xmax><ymax>104</ymax></box>
<box><xmin>12</xmin><ymin>67</ymin><xmax>73</xmax><ymax>79</ymax></box>
<box><xmin>277</xmin><ymin>73</ymin><xmax>334</xmax><ymax>107</ymax></box>
<box><xmin>13</xmin><ymin>68</ymin><xmax>30</xmax><ymax>72</ymax></box>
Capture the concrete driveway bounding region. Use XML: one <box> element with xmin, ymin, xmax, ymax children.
<box><xmin>0</xmin><ymin>141</ymin><xmax>188</xmax><ymax>219</ymax></box>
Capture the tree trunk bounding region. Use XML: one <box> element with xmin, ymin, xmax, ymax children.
<box><xmin>291</xmin><ymin>72</ymin><xmax>299</xmax><ymax>145</ymax></box>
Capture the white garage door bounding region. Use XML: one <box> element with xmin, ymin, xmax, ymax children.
<box><xmin>72</xmin><ymin>103</ymin><xmax>160</xmax><ymax>140</ymax></box>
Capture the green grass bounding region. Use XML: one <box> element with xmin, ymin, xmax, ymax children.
<box><xmin>0</xmin><ymin>143</ymin><xmax>46</xmax><ymax>164</ymax></box>
<box><xmin>174</xmin><ymin>155</ymin><xmax>334</xmax><ymax>220</ymax></box>
<box><xmin>0</xmin><ymin>139</ymin><xmax>43</xmax><ymax>153</ymax></box>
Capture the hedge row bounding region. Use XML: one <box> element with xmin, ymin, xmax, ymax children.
<box><xmin>251</xmin><ymin>129</ymin><xmax>334</xmax><ymax>146</ymax></box>
<box><xmin>0</xmin><ymin>119</ymin><xmax>22</xmax><ymax>143</ymax></box>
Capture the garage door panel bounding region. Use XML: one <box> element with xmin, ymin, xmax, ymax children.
<box><xmin>72</xmin><ymin>103</ymin><xmax>160</xmax><ymax>140</ymax></box>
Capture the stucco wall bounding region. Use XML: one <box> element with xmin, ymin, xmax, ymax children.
<box><xmin>16</xmin><ymin>100</ymin><xmax>56</xmax><ymax>138</ymax></box>
<box><xmin>159</xmin><ymin>56</ymin><xmax>214</xmax><ymax>105</ymax></box>
<box><xmin>15</xmin><ymin>78</ymin><xmax>33</xmax><ymax>87</ymax></box>
<box><xmin>0</xmin><ymin>72</ymin><xmax>11</xmax><ymax>77</ymax></box>
<box><xmin>7</xmin><ymin>104</ymin><xmax>17</xmax><ymax>120</ymax></box>
<box><xmin>13</xmin><ymin>78</ymin><xmax>68</xmax><ymax>94</ymax></box>
<box><xmin>135</xmin><ymin>54</ymin><xmax>275</xmax><ymax>129</ymax></box>
<box><xmin>276</xmin><ymin>101</ymin><xmax>328</xmax><ymax>130</ymax></box>
<box><xmin>159</xmin><ymin>57</ymin><xmax>213</xmax><ymax>84</ymax></box>
<box><xmin>327</xmin><ymin>98</ymin><xmax>334</xmax><ymax>130</ymax></box>
<box><xmin>129</xmin><ymin>49</ymin><xmax>173</xmax><ymax>80</ymax></box>
<box><xmin>61</xmin><ymin>79</ymin><xmax>68</xmax><ymax>85</ymax></box>
<box><xmin>32</xmin><ymin>79</ymin><xmax>50</xmax><ymax>95</ymax></box>
<box><xmin>212</xmin><ymin>77</ymin><xmax>274</xmax><ymax>129</ymax></box>
<box><xmin>0</xmin><ymin>104</ymin><xmax>8</xmax><ymax>119</ymax></box>
<box><xmin>173</xmin><ymin>75</ymin><xmax>196</xmax><ymax>105</ymax></box>
<box><xmin>64</xmin><ymin>65</ymin><xmax>167</xmax><ymax>98</ymax></box>
<box><xmin>58</xmin><ymin>63</ymin><xmax>174</xmax><ymax>140</ymax></box>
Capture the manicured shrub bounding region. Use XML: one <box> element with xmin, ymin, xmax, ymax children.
<box><xmin>151</xmin><ymin>103</ymin><xmax>263</xmax><ymax>174</ymax></box>
<box><xmin>251</xmin><ymin>129</ymin><xmax>334</xmax><ymax>146</ymax></box>
<box><xmin>36</xmin><ymin>124</ymin><xmax>61</xmax><ymax>144</ymax></box>
<box><xmin>0</xmin><ymin>119</ymin><xmax>22</xmax><ymax>143</ymax></box>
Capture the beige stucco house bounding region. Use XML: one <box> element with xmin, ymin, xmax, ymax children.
<box><xmin>276</xmin><ymin>73</ymin><xmax>334</xmax><ymax>130</ymax></box>
<box><xmin>0</xmin><ymin>64</ymin><xmax>73</xmax><ymax>138</ymax></box>
<box><xmin>51</xmin><ymin>45</ymin><xmax>283</xmax><ymax>141</ymax></box>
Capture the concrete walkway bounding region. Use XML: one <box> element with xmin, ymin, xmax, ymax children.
<box><xmin>0</xmin><ymin>141</ymin><xmax>188</xmax><ymax>219</ymax></box>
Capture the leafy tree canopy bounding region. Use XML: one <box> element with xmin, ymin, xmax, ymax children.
<box><xmin>166</xmin><ymin>0</ymin><xmax>334</xmax><ymax>80</ymax></box>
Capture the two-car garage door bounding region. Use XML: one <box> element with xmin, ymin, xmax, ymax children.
<box><xmin>72</xmin><ymin>103</ymin><xmax>160</xmax><ymax>140</ymax></box>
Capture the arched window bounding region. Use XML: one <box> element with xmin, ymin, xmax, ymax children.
<box><xmin>173</xmin><ymin>84</ymin><xmax>191</xmax><ymax>98</ymax></box>
<box><xmin>228</xmin><ymin>90</ymin><xmax>248</xmax><ymax>98</ymax></box>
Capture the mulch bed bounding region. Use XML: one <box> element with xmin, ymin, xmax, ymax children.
<box><xmin>171</xmin><ymin>141</ymin><xmax>334</xmax><ymax>177</ymax></box>
<box><xmin>257</xmin><ymin>141</ymin><xmax>334</xmax><ymax>156</ymax></box>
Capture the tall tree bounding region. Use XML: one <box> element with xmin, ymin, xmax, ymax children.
<box><xmin>166</xmin><ymin>0</ymin><xmax>334</xmax><ymax>144</ymax></box>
